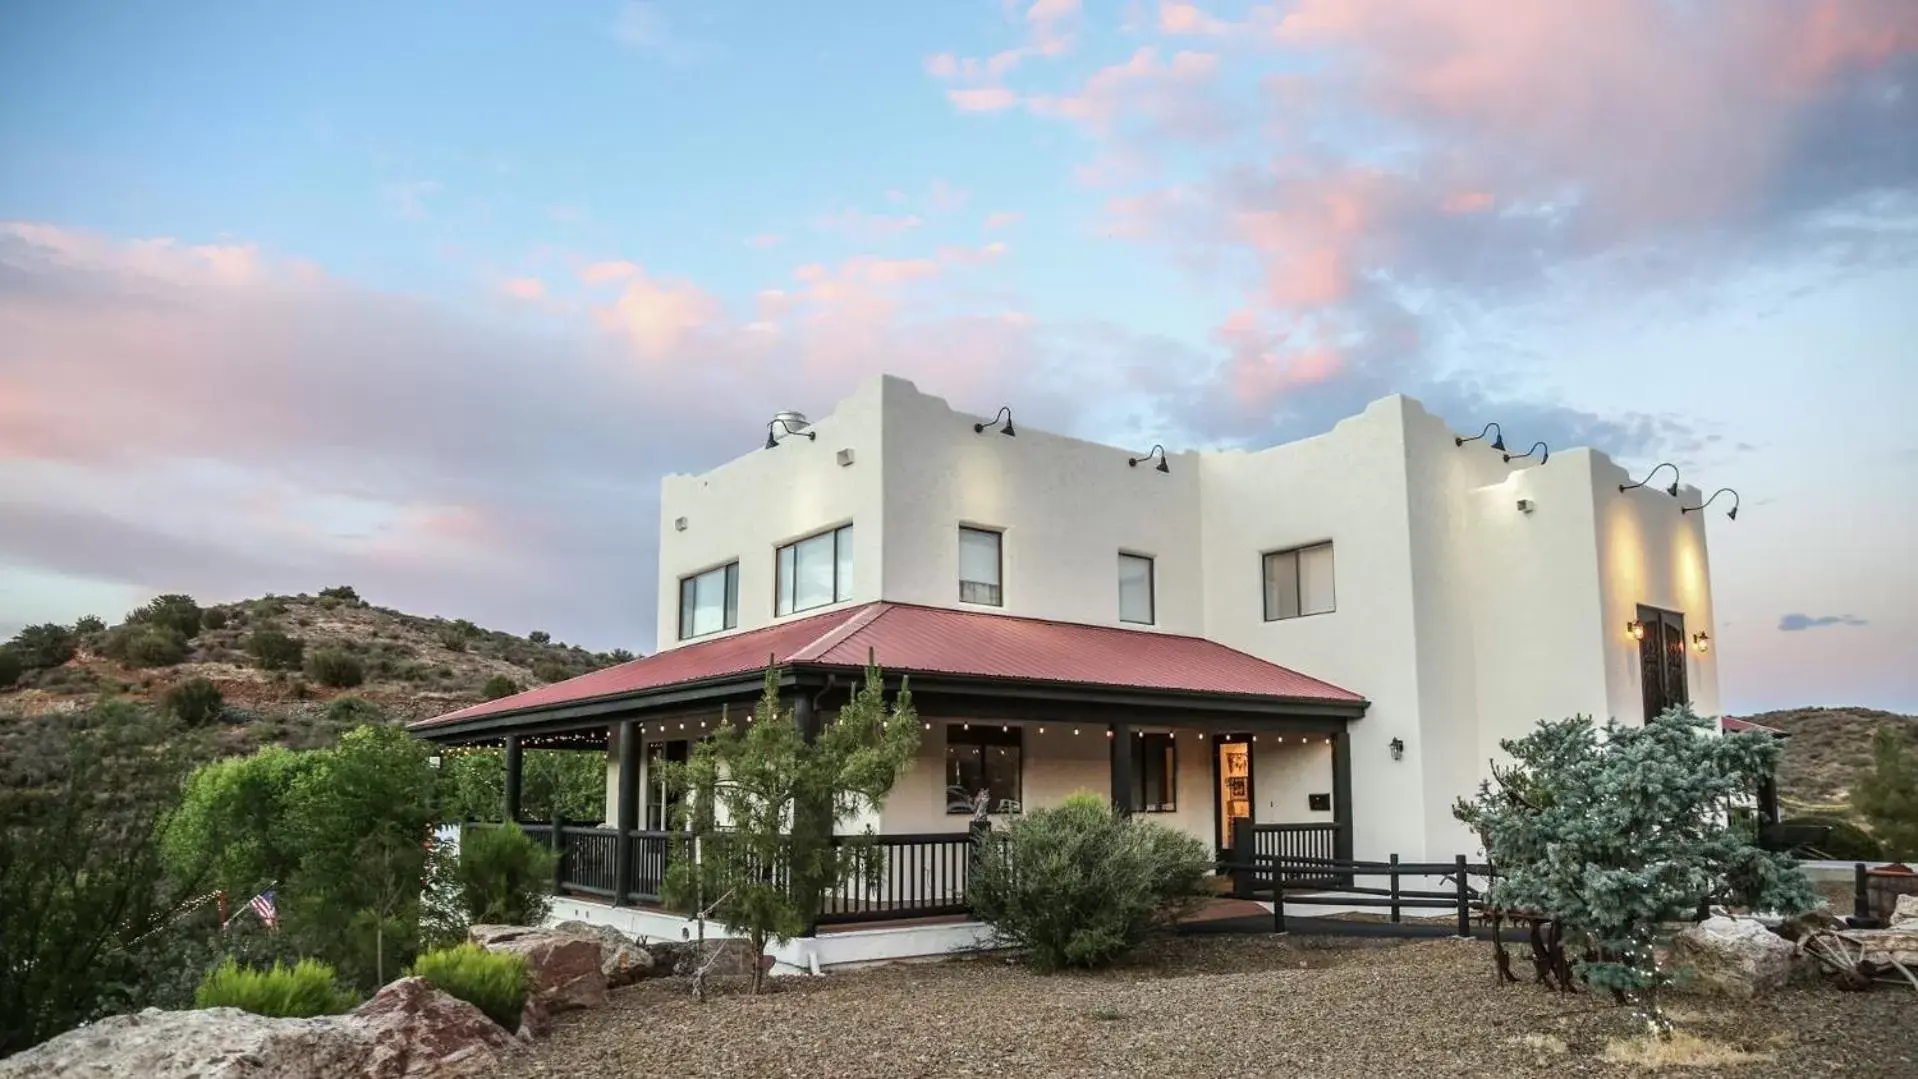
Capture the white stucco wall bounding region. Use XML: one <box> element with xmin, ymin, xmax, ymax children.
<box><xmin>1251</xmin><ymin>738</ymin><xmax>1336</xmax><ymax>825</ymax></box>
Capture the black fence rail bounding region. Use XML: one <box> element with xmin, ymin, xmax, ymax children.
<box><xmin>818</xmin><ymin>831</ymin><xmax>976</xmax><ymax>925</ymax></box>
<box><xmin>1245</xmin><ymin>853</ymin><xmax>1492</xmax><ymax>937</ymax></box>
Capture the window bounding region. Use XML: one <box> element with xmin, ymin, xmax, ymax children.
<box><xmin>677</xmin><ymin>562</ymin><xmax>739</xmax><ymax>640</ymax></box>
<box><xmin>1118</xmin><ymin>552</ymin><xmax>1154</xmax><ymax>624</ymax></box>
<box><xmin>776</xmin><ymin>524</ymin><xmax>853</xmax><ymax>616</ymax></box>
<box><xmin>945</xmin><ymin>725</ymin><xmax>1021</xmax><ymax>814</ymax></box>
<box><xmin>958</xmin><ymin>526</ymin><xmax>1003</xmax><ymax>605</ymax></box>
<box><xmin>1263</xmin><ymin>542</ymin><xmax>1335</xmax><ymax>621</ymax></box>
<box><xmin>1129</xmin><ymin>732</ymin><xmax>1177</xmax><ymax>812</ymax></box>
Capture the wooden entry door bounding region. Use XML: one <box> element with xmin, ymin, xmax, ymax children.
<box><xmin>1637</xmin><ymin>604</ymin><xmax>1689</xmax><ymax>723</ymax></box>
<box><xmin>1214</xmin><ymin>738</ymin><xmax>1253</xmax><ymax>853</ymax></box>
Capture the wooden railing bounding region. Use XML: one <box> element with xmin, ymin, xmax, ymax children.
<box><xmin>1232</xmin><ymin>821</ymin><xmax>1342</xmax><ymax>891</ymax></box>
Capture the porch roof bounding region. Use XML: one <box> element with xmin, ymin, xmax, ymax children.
<box><xmin>410</xmin><ymin>601</ymin><xmax>1364</xmax><ymax>737</ymax></box>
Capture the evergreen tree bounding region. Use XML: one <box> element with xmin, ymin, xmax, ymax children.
<box><xmin>1854</xmin><ymin>726</ymin><xmax>1918</xmax><ymax>859</ymax></box>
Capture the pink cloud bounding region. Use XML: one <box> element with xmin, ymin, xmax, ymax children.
<box><xmin>580</xmin><ymin>260</ymin><xmax>640</xmax><ymax>285</ymax></box>
<box><xmin>745</xmin><ymin>233</ymin><xmax>783</xmax><ymax>248</ymax></box>
<box><xmin>924</xmin><ymin>52</ymin><xmax>960</xmax><ymax>79</ymax></box>
<box><xmin>949</xmin><ymin>87</ymin><xmax>1021</xmax><ymax>112</ymax></box>
<box><xmin>1027</xmin><ymin>47</ymin><xmax>1221</xmax><ymax>136</ymax></box>
<box><xmin>1158</xmin><ymin>2</ymin><xmax>1229</xmax><ymax>35</ymax></box>
<box><xmin>1441</xmin><ymin>190</ymin><xmax>1494</xmax><ymax>214</ymax></box>
<box><xmin>591</xmin><ymin>270</ymin><xmax>722</xmax><ymax>360</ymax></box>
<box><xmin>983</xmin><ymin>211</ymin><xmax>1024</xmax><ymax>230</ymax></box>
<box><xmin>502</xmin><ymin>276</ymin><xmax>547</xmax><ymax>300</ymax></box>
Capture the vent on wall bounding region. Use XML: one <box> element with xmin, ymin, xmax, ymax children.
<box><xmin>836</xmin><ymin>448</ymin><xmax>855</xmax><ymax>467</ymax></box>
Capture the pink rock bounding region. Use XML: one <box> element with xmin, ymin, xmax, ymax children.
<box><xmin>352</xmin><ymin>977</ymin><xmax>516</xmax><ymax>1078</ymax></box>
<box><xmin>473</xmin><ymin>930</ymin><xmax>608</xmax><ymax>1011</ymax></box>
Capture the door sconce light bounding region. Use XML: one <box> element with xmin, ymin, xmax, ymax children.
<box><xmin>1388</xmin><ymin>737</ymin><xmax>1404</xmax><ymax>761</ymax></box>
<box><xmin>1680</xmin><ymin>488</ymin><xmax>1739</xmax><ymax>521</ymax></box>
<box><xmin>1504</xmin><ymin>441</ymin><xmax>1549</xmax><ymax>465</ymax></box>
<box><xmin>1455</xmin><ymin>422</ymin><xmax>1505</xmax><ymax>452</ymax></box>
<box><xmin>1619</xmin><ymin>462</ymin><xmax>1681</xmax><ymax>497</ymax></box>
<box><xmin>1129</xmin><ymin>444</ymin><xmax>1170</xmax><ymax>473</ymax></box>
<box><xmin>973</xmin><ymin>406</ymin><xmax>1016</xmax><ymax>437</ymax></box>
<box><xmin>764</xmin><ymin>417</ymin><xmax>817</xmax><ymax>449</ymax></box>
<box><xmin>1627</xmin><ymin>619</ymin><xmax>1647</xmax><ymax>641</ymax></box>
<box><xmin>1692</xmin><ymin>632</ymin><xmax>1711</xmax><ymax>654</ymax></box>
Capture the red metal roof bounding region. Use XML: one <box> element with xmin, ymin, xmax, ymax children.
<box><xmin>414</xmin><ymin>602</ymin><xmax>1362</xmax><ymax>729</ymax></box>
<box><xmin>1721</xmin><ymin>716</ymin><xmax>1790</xmax><ymax>737</ymax></box>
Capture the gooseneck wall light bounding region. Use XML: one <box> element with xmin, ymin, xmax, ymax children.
<box><xmin>973</xmin><ymin>406</ymin><xmax>1016</xmax><ymax>437</ymax></box>
<box><xmin>1619</xmin><ymin>462</ymin><xmax>1681</xmax><ymax>497</ymax></box>
<box><xmin>1128</xmin><ymin>444</ymin><xmax>1171</xmax><ymax>473</ymax></box>
<box><xmin>1681</xmin><ymin>488</ymin><xmax>1740</xmax><ymax>521</ymax></box>
<box><xmin>764</xmin><ymin>417</ymin><xmax>817</xmax><ymax>450</ymax></box>
<box><xmin>1504</xmin><ymin>441</ymin><xmax>1549</xmax><ymax>465</ymax></box>
<box><xmin>1455</xmin><ymin>422</ymin><xmax>1506</xmax><ymax>452</ymax></box>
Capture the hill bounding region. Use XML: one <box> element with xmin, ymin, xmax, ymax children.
<box><xmin>0</xmin><ymin>588</ymin><xmax>636</xmax><ymax>759</ymax></box>
<box><xmin>1736</xmin><ymin>705</ymin><xmax>1917</xmax><ymax>818</ymax></box>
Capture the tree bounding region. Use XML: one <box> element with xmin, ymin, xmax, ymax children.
<box><xmin>304</xmin><ymin>648</ymin><xmax>364</xmax><ymax>688</ymax></box>
<box><xmin>318</xmin><ymin>585</ymin><xmax>361</xmax><ymax>603</ymax></box>
<box><xmin>1854</xmin><ymin>726</ymin><xmax>1918</xmax><ymax>859</ymax></box>
<box><xmin>481</xmin><ymin>674</ymin><xmax>519</xmax><ymax>701</ymax></box>
<box><xmin>165</xmin><ymin>747</ymin><xmax>323</xmax><ymax>905</ymax></box>
<box><xmin>527</xmin><ymin>630</ymin><xmax>551</xmax><ymax>645</ymax></box>
<box><xmin>437</xmin><ymin>747</ymin><xmax>603</xmax><ymax>823</ymax></box>
<box><xmin>0</xmin><ymin>647</ymin><xmax>21</xmax><ymax>689</ymax></box>
<box><xmin>124</xmin><ymin>626</ymin><xmax>191</xmax><ymax>667</ymax></box>
<box><xmin>128</xmin><ymin>594</ymin><xmax>203</xmax><ymax>638</ymax></box>
<box><xmin>73</xmin><ymin>615</ymin><xmax>106</xmax><ymax>635</ymax></box>
<box><xmin>8</xmin><ymin>623</ymin><xmax>77</xmax><ymax>670</ymax></box>
<box><xmin>1454</xmin><ymin>707</ymin><xmax>1816</xmax><ymax>1028</ymax></box>
<box><xmin>660</xmin><ymin>661</ymin><xmax>920</xmax><ymax>993</ymax></box>
<box><xmin>247</xmin><ymin>624</ymin><xmax>306</xmax><ymax>670</ymax></box>
<box><xmin>164</xmin><ymin>677</ymin><xmax>224</xmax><ymax>726</ymax></box>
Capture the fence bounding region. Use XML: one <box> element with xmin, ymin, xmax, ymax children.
<box><xmin>1241</xmin><ymin>852</ymin><xmax>1491</xmax><ymax>937</ymax></box>
<box><xmin>1231</xmin><ymin>821</ymin><xmax>1342</xmax><ymax>891</ymax></box>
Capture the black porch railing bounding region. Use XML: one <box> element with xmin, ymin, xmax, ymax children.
<box><xmin>1231</xmin><ymin>821</ymin><xmax>1342</xmax><ymax>891</ymax></box>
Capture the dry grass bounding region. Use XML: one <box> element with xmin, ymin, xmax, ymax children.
<box><xmin>1601</xmin><ymin>1030</ymin><xmax>1775</xmax><ymax>1071</ymax></box>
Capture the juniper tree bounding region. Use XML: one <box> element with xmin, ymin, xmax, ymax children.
<box><xmin>1454</xmin><ymin>706</ymin><xmax>1816</xmax><ymax>1029</ymax></box>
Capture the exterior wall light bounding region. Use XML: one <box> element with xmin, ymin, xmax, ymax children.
<box><xmin>1129</xmin><ymin>444</ymin><xmax>1170</xmax><ymax>473</ymax></box>
<box><xmin>1681</xmin><ymin>488</ymin><xmax>1739</xmax><ymax>521</ymax></box>
<box><xmin>1627</xmin><ymin>619</ymin><xmax>1647</xmax><ymax>641</ymax></box>
<box><xmin>973</xmin><ymin>406</ymin><xmax>1015</xmax><ymax>436</ymax></box>
<box><xmin>1455</xmin><ymin>422</ymin><xmax>1505</xmax><ymax>451</ymax></box>
<box><xmin>1619</xmin><ymin>462</ymin><xmax>1681</xmax><ymax>497</ymax></box>
<box><xmin>1692</xmin><ymin>632</ymin><xmax>1711</xmax><ymax>654</ymax></box>
<box><xmin>1504</xmin><ymin>441</ymin><xmax>1549</xmax><ymax>465</ymax></box>
<box><xmin>1388</xmin><ymin>737</ymin><xmax>1404</xmax><ymax>761</ymax></box>
<box><xmin>764</xmin><ymin>416</ymin><xmax>816</xmax><ymax>449</ymax></box>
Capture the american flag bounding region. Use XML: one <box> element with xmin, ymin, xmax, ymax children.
<box><xmin>248</xmin><ymin>890</ymin><xmax>279</xmax><ymax>930</ymax></box>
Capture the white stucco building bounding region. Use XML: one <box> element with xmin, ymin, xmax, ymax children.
<box><xmin>415</xmin><ymin>373</ymin><xmax>1723</xmax><ymax>944</ymax></box>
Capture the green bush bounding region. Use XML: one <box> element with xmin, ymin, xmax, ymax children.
<box><xmin>165</xmin><ymin>677</ymin><xmax>224</xmax><ymax>726</ymax></box>
<box><xmin>0</xmin><ymin>648</ymin><xmax>20</xmax><ymax>689</ymax></box>
<box><xmin>967</xmin><ymin>793</ymin><xmax>1212</xmax><ymax>972</ymax></box>
<box><xmin>407</xmin><ymin>944</ymin><xmax>527</xmax><ymax>1030</ymax></box>
<box><xmin>129</xmin><ymin>594</ymin><xmax>203</xmax><ymax>638</ymax></box>
<box><xmin>202</xmin><ymin>607</ymin><xmax>230</xmax><ymax>630</ymax></box>
<box><xmin>481</xmin><ymin>675</ymin><xmax>520</xmax><ymax>701</ymax></box>
<box><xmin>437</xmin><ymin>626</ymin><xmax>468</xmax><ymax>652</ymax></box>
<box><xmin>527</xmin><ymin>630</ymin><xmax>550</xmax><ymax>645</ymax></box>
<box><xmin>305</xmin><ymin>649</ymin><xmax>364</xmax><ymax>689</ymax></box>
<box><xmin>125</xmin><ymin>626</ymin><xmax>190</xmax><ymax>667</ymax></box>
<box><xmin>247</xmin><ymin>625</ymin><xmax>306</xmax><ymax>671</ymax></box>
<box><xmin>193</xmin><ymin>957</ymin><xmax>359</xmax><ymax>1017</ymax></box>
<box><xmin>8</xmin><ymin>624</ymin><xmax>78</xmax><ymax>670</ymax></box>
<box><xmin>319</xmin><ymin>585</ymin><xmax>361</xmax><ymax>603</ymax></box>
<box><xmin>531</xmin><ymin>660</ymin><xmax>572</xmax><ymax>684</ymax></box>
<box><xmin>603</xmin><ymin>648</ymin><xmax>636</xmax><ymax>665</ymax></box>
<box><xmin>456</xmin><ymin>823</ymin><xmax>557</xmax><ymax>926</ymax></box>
<box><xmin>73</xmin><ymin>615</ymin><xmax>106</xmax><ymax>635</ymax></box>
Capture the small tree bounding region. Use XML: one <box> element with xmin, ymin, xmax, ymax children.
<box><xmin>481</xmin><ymin>674</ymin><xmax>519</xmax><ymax>700</ymax></box>
<box><xmin>318</xmin><ymin>586</ymin><xmax>362</xmax><ymax>604</ymax></box>
<box><xmin>129</xmin><ymin>594</ymin><xmax>203</xmax><ymax>637</ymax></box>
<box><xmin>202</xmin><ymin>607</ymin><xmax>230</xmax><ymax>630</ymax></box>
<box><xmin>0</xmin><ymin>647</ymin><xmax>21</xmax><ymax>688</ymax></box>
<box><xmin>73</xmin><ymin>615</ymin><xmax>106</xmax><ymax>635</ymax></box>
<box><xmin>527</xmin><ymin>630</ymin><xmax>551</xmax><ymax>645</ymax></box>
<box><xmin>305</xmin><ymin>648</ymin><xmax>364</xmax><ymax>689</ymax></box>
<box><xmin>247</xmin><ymin>624</ymin><xmax>306</xmax><ymax>671</ymax></box>
<box><xmin>1454</xmin><ymin>707</ymin><xmax>1816</xmax><ymax>1030</ymax></box>
<box><xmin>165</xmin><ymin>677</ymin><xmax>225</xmax><ymax>726</ymax></box>
<box><xmin>124</xmin><ymin>626</ymin><xmax>190</xmax><ymax>667</ymax></box>
<box><xmin>8</xmin><ymin>623</ymin><xmax>77</xmax><ymax>670</ymax></box>
<box><xmin>1854</xmin><ymin>726</ymin><xmax>1918</xmax><ymax>860</ymax></box>
<box><xmin>455</xmin><ymin>822</ymin><xmax>557</xmax><ymax>925</ymax></box>
<box><xmin>660</xmin><ymin>661</ymin><xmax>920</xmax><ymax>993</ymax></box>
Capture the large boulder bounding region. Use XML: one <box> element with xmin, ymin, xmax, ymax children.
<box><xmin>674</xmin><ymin>937</ymin><xmax>767</xmax><ymax>979</ymax></box>
<box><xmin>469</xmin><ymin>926</ymin><xmax>607</xmax><ymax>1010</ymax></box>
<box><xmin>1671</xmin><ymin>916</ymin><xmax>1800</xmax><ymax>998</ymax></box>
<box><xmin>550</xmin><ymin>920</ymin><xmax>655</xmax><ymax>986</ymax></box>
<box><xmin>354</xmin><ymin>977</ymin><xmax>515</xmax><ymax>1077</ymax></box>
<box><xmin>1891</xmin><ymin>893</ymin><xmax>1918</xmax><ymax>928</ymax></box>
<box><xmin>1850</xmin><ymin>927</ymin><xmax>1918</xmax><ymax>968</ymax></box>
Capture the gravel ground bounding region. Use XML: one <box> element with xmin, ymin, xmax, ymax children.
<box><xmin>497</xmin><ymin>934</ymin><xmax>1918</xmax><ymax>1078</ymax></box>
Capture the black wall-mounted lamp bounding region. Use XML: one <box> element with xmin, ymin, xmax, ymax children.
<box><xmin>1626</xmin><ymin>619</ymin><xmax>1647</xmax><ymax>641</ymax></box>
<box><xmin>1455</xmin><ymin>422</ymin><xmax>1505</xmax><ymax>452</ymax></box>
<box><xmin>1504</xmin><ymin>441</ymin><xmax>1549</xmax><ymax>465</ymax></box>
<box><xmin>1388</xmin><ymin>737</ymin><xmax>1404</xmax><ymax>761</ymax></box>
<box><xmin>1680</xmin><ymin>488</ymin><xmax>1739</xmax><ymax>521</ymax></box>
<box><xmin>764</xmin><ymin>417</ymin><xmax>817</xmax><ymax>449</ymax></box>
<box><xmin>1692</xmin><ymin>632</ymin><xmax>1711</xmax><ymax>654</ymax></box>
<box><xmin>973</xmin><ymin>406</ymin><xmax>1016</xmax><ymax>437</ymax></box>
<box><xmin>1619</xmin><ymin>462</ymin><xmax>1681</xmax><ymax>497</ymax></box>
<box><xmin>1128</xmin><ymin>444</ymin><xmax>1170</xmax><ymax>473</ymax></box>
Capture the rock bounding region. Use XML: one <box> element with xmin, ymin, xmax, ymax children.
<box><xmin>550</xmin><ymin>920</ymin><xmax>655</xmax><ymax>987</ymax></box>
<box><xmin>1892</xmin><ymin>893</ymin><xmax>1918</xmax><ymax>928</ymax></box>
<box><xmin>515</xmin><ymin>994</ymin><xmax>553</xmax><ymax>1043</ymax></box>
<box><xmin>353</xmin><ymin>977</ymin><xmax>515</xmax><ymax>1078</ymax></box>
<box><xmin>642</xmin><ymin>939</ymin><xmax>687</xmax><ymax>976</ymax></box>
<box><xmin>1671</xmin><ymin>916</ymin><xmax>1799</xmax><ymax>999</ymax></box>
<box><xmin>466</xmin><ymin>924</ymin><xmax>544</xmax><ymax>948</ymax></box>
<box><xmin>1849</xmin><ymin>927</ymin><xmax>1918</xmax><ymax>968</ymax></box>
<box><xmin>472</xmin><ymin>928</ymin><xmax>607</xmax><ymax>1011</ymax></box>
<box><xmin>674</xmin><ymin>937</ymin><xmax>766</xmax><ymax>979</ymax></box>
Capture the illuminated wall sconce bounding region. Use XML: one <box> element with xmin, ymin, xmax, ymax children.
<box><xmin>1619</xmin><ymin>462</ymin><xmax>1681</xmax><ymax>497</ymax></box>
<box><xmin>1455</xmin><ymin>422</ymin><xmax>1505</xmax><ymax>451</ymax></box>
<box><xmin>1129</xmin><ymin>444</ymin><xmax>1170</xmax><ymax>473</ymax></box>
<box><xmin>1680</xmin><ymin>488</ymin><xmax>1739</xmax><ymax>521</ymax></box>
<box><xmin>973</xmin><ymin>406</ymin><xmax>1015</xmax><ymax>436</ymax></box>
<box><xmin>1388</xmin><ymin>737</ymin><xmax>1404</xmax><ymax>761</ymax></box>
<box><xmin>1627</xmin><ymin>619</ymin><xmax>1647</xmax><ymax>641</ymax></box>
<box><xmin>1692</xmin><ymin>632</ymin><xmax>1711</xmax><ymax>654</ymax></box>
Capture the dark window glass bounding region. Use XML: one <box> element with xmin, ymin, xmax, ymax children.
<box><xmin>776</xmin><ymin>525</ymin><xmax>853</xmax><ymax>615</ymax></box>
<box><xmin>1129</xmin><ymin>732</ymin><xmax>1176</xmax><ymax>812</ymax></box>
<box><xmin>945</xmin><ymin>725</ymin><xmax>1022</xmax><ymax>814</ymax></box>
<box><xmin>678</xmin><ymin>562</ymin><xmax>739</xmax><ymax>639</ymax></box>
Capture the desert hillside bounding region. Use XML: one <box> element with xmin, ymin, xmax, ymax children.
<box><xmin>1735</xmin><ymin>705</ymin><xmax>1916</xmax><ymax>818</ymax></box>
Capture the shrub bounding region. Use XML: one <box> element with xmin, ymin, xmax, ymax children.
<box><xmin>193</xmin><ymin>957</ymin><xmax>359</xmax><ymax>1017</ymax></box>
<box><xmin>531</xmin><ymin>660</ymin><xmax>572</xmax><ymax>684</ymax></box>
<box><xmin>202</xmin><ymin>607</ymin><xmax>230</xmax><ymax>630</ymax></box>
<box><xmin>604</xmin><ymin>648</ymin><xmax>636</xmax><ymax>665</ymax></box>
<box><xmin>247</xmin><ymin>625</ymin><xmax>306</xmax><ymax>671</ymax></box>
<box><xmin>0</xmin><ymin>648</ymin><xmax>20</xmax><ymax>689</ymax></box>
<box><xmin>324</xmin><ymin>696</ymin><xmax>384</xmax><ymax>725</ymax></box>
<box><xmin>73</xmin><ymin>615</ymin><xmax>106</xmax><ymax>635</ymax></box>
<box><xmin>1855</xmin><ymin>726</ymin><xmax>1918</xmax><ymax>859</ymax></box>
<box><xmin>481</xmin><ymin>675</ymin><xmax>520</xmax><ymax>701</ymax></box>
<box><xmin>967</xmin><ymin>793</ymin><xmax>1212</xmax><ymax>972</ymax></box>
<box><xmin>305</xmin><ymin>649</ymin><xmax>364</xmax><ymax>689</ymax></box>
<box><xmin>527</xmin><ymin>630</ymin><xmax>550</xmax><ymax>645</ymax></box>
<box><xmin>319</xmin><ymin>585</ymin><xmax>361</xmax><ymax>603</ymax></box>
<box><xmin>8</xmin><ymin>624</ymin><xmax>77</xmax><ymax>670</ymax></box>
<box><xmin>125</xmin><ymin>626</ymin><xmax>190</xmax><ymax>667</ymax></box>
<box><xmin>456</xmin><ymin>823</ymin><xmax>557</xmax><ymax>926</ymax></box>
<box><xmin>407</xmin><ymin>944</ymin><xmax>527</xmax><ymax>1030</ymax></box>
<box><xmin>128</xmin><ymin>594</ymin><xmax>202</xmax><ymax>638</ymax></box>
<box><xmin>436</xmin><ymin>627</ymin><xmax>468</xmax><ymax>652</ymax></box>
<box><xmin>165</xmin><ymin>677</ymin><xmax>224</xmax><ymax>726</ymax></box>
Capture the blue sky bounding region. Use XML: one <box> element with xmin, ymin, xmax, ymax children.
<box><xmin>2</xmin><ymin>0</ymin><xmax>1914</xmax><ymax>713</ymax></box>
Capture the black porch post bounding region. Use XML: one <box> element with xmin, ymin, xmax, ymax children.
<box><xmin>1109</xmin><ymin>722</ymin><xmax>1135</xmax><ymax>817</ymax></box>
<box><xmin>613</xmin><ymin>720</ymin><xmax>638</xmax><ymax>906</ymax></box>
<box><xmin>793</xmin><ymin>693</ymin><xmax>824</xmax><ymax>938</ymax></box>
<box><xmin>503</xmin><ymin>733</ymin><xmax>523</xmax><ymax>823</ymax></box>
<box><xmin>1331</xmin><ymin>729</ymin><xmax>1354</xmax><ymax>865</ymax></box>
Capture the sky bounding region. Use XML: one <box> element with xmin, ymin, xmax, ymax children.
<box><xmin>1</xmin><ymin>0</ymin><xmax>1914</xmax><ymax>714</ymax></box>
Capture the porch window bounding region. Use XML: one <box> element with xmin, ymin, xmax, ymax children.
<box><xmin>1131</xmin><ymin>732</ymin><xmax>1176</xmax><ymax>812</ymax></box>
<box><xmin>945</xmin><ymin>724</ymin><xmax>1021</xmax><ymax>814</ymax></box>
<box><xmin>1263</xmin><ymin>542</ymin><xmax>1335</xmax><ymax>621</ymax></box>
<box><xmin>1118</xmin><ymin>552</ymin><xmax>1154</xmax><ymax>624</ymax></box>
<box><xmin>677</xmin><ymin>561</ymin><xmax>739</xmax><ymax>640</ymax></box>
<box><xmin>776</xmin><ymin>524</ymin><xmax>853</xmax><ymax>616</ymax></box>
<box><xmin>958</xmin><ymin>526</ymin><xmax>1002</xmax><ymax>606</ymax></box>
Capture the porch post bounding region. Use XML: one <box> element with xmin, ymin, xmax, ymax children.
<box><xmin>503</xmin><ymin>733</ymin><xmax>523</xmax><ymax>823</ymax></box>
<box><xmin>1109</xmin><ymin>722</ymin><xmax>1134</xmax><ymax>818</ymax></box>
<box><xmin>1331</xmin><ymin>729</ymin><xmax>1354</xmax><ymax>862</ymax></box>
<box><xmin>793</xmin><ymin>693</ymin><xmax>823</xmax><ymax>938</ymax></box>
<box><xmin>613</xmin><ymin>720</ymin><xmax>638</xmax><ymax>906</ymax></box>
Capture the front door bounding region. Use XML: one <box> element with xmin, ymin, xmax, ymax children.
<box><xmin>1214</xmin><ymin>738</ymin><xmax>1253</xmax><ymax>853</ymax></box>
<box><xmin>1636</xmin><ymin>605</ymin><xmax>1689</xmax><ymax>722</ymax></box>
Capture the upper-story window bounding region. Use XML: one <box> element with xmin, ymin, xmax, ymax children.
<box><xmin>678</xmin><ymin>561</ymin><xmax>739</xmax><ymax>640</ymax></box>
<box><xmin>1263</xmin><ymin>542</ymin><xmax>1335</xmax><ymax>621</ymax></box>
<box><xmin>776</xmin><ymin>524</ymin><xmax>853</xmax><ymax>616</ymax></box>
<box><xmin>958</xmin><ymin>526</ymin><xmax>1003</xmax><ymax>606</ymax></box>
<box><xmin>1118</xmin><ymin>552</ymin><xmax>1154</xmax><ymax>624</ymax></box>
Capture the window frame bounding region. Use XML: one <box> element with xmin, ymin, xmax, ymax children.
<box><xmin>957</xmin><ymin>525</ymin><xmax>1004</xmax><ymax>607</ymax></box>
<box><xmin>943</xmin><ymin>723</ymin><xmax>1023</xmax><ymax>815</ymax></box>
<box><xmin>775</xmin><ymin>524</ymin><xmax>854</xmax><ymax>617</ymax></box>
<box><xmin>677</xmin><ymin>561</ymin><xmax>739</xmax><ymax>641</ymax></box>
<box><xmin>1262</xmin><ymin>541</ymin><xmax>1336</xmax><ymax>622</ymax></box>
<box><xmin>1117</xmin><ymin>551</ymin><xmax>1155</xmax><ymax>625</ymax></box>
<box><xmin>1127</xmin><ymin>731</ymin><xmax>1177</xmax><ymax>813</ymax></box>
